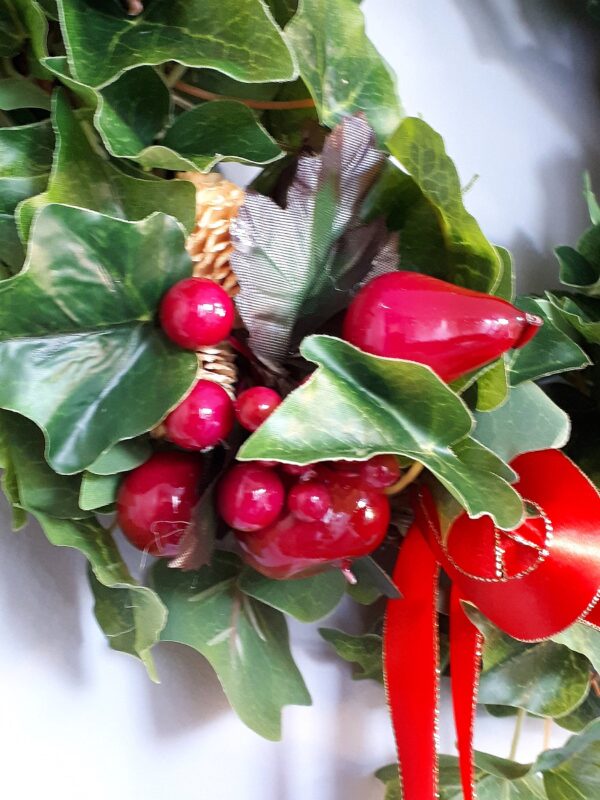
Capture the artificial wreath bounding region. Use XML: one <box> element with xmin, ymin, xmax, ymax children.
<box><xmin>1</xmin><ymin>1</ymin><xmax>600</xmax><ymax>798</ymax></box>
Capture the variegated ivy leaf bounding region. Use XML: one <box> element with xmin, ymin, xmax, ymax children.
<box><xmin>238</xmin><ymin>335</ymin><xmax>524</xmax><ymax>529</ymax></box>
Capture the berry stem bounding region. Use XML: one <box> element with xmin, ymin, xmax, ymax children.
<box><xmin>509</xmin><ymin>708</ymin><xmax>525</xmax><ymax>761</ymax></box>
<box><xmin>176</xmin><ymin>80</ymin><xmax>317</xmax><ymax>111</ymax></box>
<box><xmin>383</xmin><ymin>461</ymin><xmax>425</xmax><ymax>496</ymax></box>
<box><xmin>542</xmin><ymin>717</ymin><xmax>553</xmax><ymax>751</ymax></box>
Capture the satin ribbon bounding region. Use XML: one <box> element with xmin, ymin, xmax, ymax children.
<box><xmin>384</xmin><ymin>450</ymin><xmax>600</xmax><ymax>800</ymax></box>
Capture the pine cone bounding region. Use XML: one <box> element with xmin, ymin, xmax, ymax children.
<box><xmin>196</xmin><ymin>342</ymin><xmax>237</xmax><ymax>400</ymax></box>
<box><xmin>179</xmin><ymin>171</ymin><xmax>245</xmax><ymax>296</ymax></box>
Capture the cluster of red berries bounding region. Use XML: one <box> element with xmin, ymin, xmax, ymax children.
<box><xmin>116</xmin><ymin>270</ymin><xmax>543</xmax><ymax>576</ymax></box>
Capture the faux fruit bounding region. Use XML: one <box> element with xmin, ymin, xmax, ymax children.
<box><xmin>217</xmin><ymin>463</ymin><xmax>286</xmax><ymax>532</ymax></box>
<box><xmin>234</xmin><ymin>386</ymin><xmax>282</xmax><ymax>432</ymax></box>
<box><xmin>164</xmin><ymin>379</ymin><xmax>234</xmax><ymax>450</ymax></box>
<box><xmin>343</xmin><ymin>272</ymin><xmax>542</xmax><ymax>382</ymax></box>
<box><xmin>116</xmin><ymin>452</ymin><xmax>202</xmax><ymax>557</ymax></box>
<box><xmin>160</xmin><ymin>276</ymin><xmax>235</xmax><ymax>349</ymax></box>
<box><xmin>234</xmin><ymin>470</ymin><xmax>391</xmax><ymax>579</ymax></box>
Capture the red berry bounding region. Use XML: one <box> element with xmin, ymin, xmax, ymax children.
<box><xmin>235</xmin><ymin>475</ymin><xmax>390</xmax><ymax>579</ymax></box>
<box><xmin>360</xmin><ymin>455</ymin><xmax>401</xmax><ymax>489</ymax></box>
<box><xmin>160</xmin><ymin>277</ymin><xmax>234</xmax><ymax>350</ymax></box>
<box><xmin>234</xmin><ymin>386</ymin><xmax>282</xmax><ymax>432</ymax></box>
<box><xmin>116</xmin><ymin>452</ymin><xmax>202</xmax><ymax>557</ymax></box>
<box><xmin>288</xmin><ymin>481</ymin><xmax>332</xmax><ymax>522</ymax></box>
<box><xmin>217</xmin><ymin>463</ymin><xmax>285</xmax><ymax>532</ymax></box>
<box><xmin>280</xmin><ymin>462</ymin><xmax>318</xmax><ymax>480</ymax></box>
<box><xmin>343</xmin><ymin>272</ymin><xmax>542</xmax><ymax>382</ymax></box>
<box><xmin>164</xmin><ymin>379</ymin><xmax>234</xmax><ymax>451</ymax></box>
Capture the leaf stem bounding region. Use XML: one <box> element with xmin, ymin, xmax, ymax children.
<box><xmin>509</xmin><ymin>708</ymin><xmax>525</xmax><ymax>761</ymax></box>
<box><xmin>164</xmin><ymin>62</ymin><xmax>189</xmax><ymax>88</ymax></box>
<box><xmin>383</xmin><ymin>461</ymin><xmax>425</xmax><ymax>496</ymax></box>
<box><xmin>175</xmin><ymin>80</ymin><xmax>317</xmax><ymax>111</ymax></box>
<box><xmin>542</xmin><ymin>716</ymin><xmax>553</xmax><ymax>751</ymax></box>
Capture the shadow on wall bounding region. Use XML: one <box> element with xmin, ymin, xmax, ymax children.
<box><xmin>451</xmin><ymin>0</ymin><xmax>600</xmax><ymax>290</ymax></box>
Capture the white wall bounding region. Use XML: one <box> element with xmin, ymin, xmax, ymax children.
<box><xmin>1</xmin><ymin>2</ymin><xmax>598</xmax><ymax>798</ymax></box>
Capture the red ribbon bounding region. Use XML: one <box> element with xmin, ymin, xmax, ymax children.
<box><xmin>384</xmin><ymin>450</ymin><xmax>600</xmax><ymax>800</ymax></box>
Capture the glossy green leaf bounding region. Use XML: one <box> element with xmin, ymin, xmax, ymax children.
<box><xmin>0</xmin><ymin>0</ymin><xmax>26</xmax><ymax>56</ymax></box>
<box><xmin>508</xmin><ymin>297</ymin><xmax>590</xmax><ymax>384</ymax></box>
<box><xmin>555</xmin><ymin>690</ymin><xmax>600</xmax><ymax>733</ymax></box>
<box><xmin>377</xmin><ymin>753</ymin><xmax>546</xmax><ymax>800</ymax></box>
<box><xmin>319</xmin><ymin>627</ymin><xmax>383</xmax><ymax>682</ymax></box>
<box><xmin>387</xmin><ymin>117</ymin><xmax>503</xmax><ymax>294</ymax></box>
<box><xmin>36</xmin><ymin>513</ymin><xmax>166</xmax><ymax>679</ymax></box>
<box><xmin>0</xmin><ymin>412</ymin><xmax>28</xmax><ymax>529</ymax></box>
<box><xmin>346</xmin><ymin>556</ymin><xmax>400</xmax><ymax>603</ymax></box>
<box><xmin>555</xmin><ymin>216</ymin><xmax>600</xmax><ymax>297</ymax></box>
<box><xmin>239</xmin><ymin>568</ymin><xmax>345</xmax><ymax>622</ymax></box>
<box><xmin>0</xmin><ymin>410</ymin><xmax>87</xmax><ymax>521</ymax></box>
<box><xmin>0</xmin><ymin>204</ymin><xmax>197</xmax><ymax>474</ymax></box>
<box><xmin>152</xmin><ymin>552</ymin><xmax>311</xmax><ymax>740</ymax></box>
<box><xmin>230</xmin><ymin>116</ymin><xmax>392</xmax><ymax>366</ymax></box>
<box><xmin>79</xmin><ymin>472</ymin><xmax>119</xmax><ymax>511</ymax></box>
<box><xmin>0</xmin><ymin>214</ymin><xmax>24</xmax><ymax>275</ymax></box>
<box><xmin>57</xmin><ymin>0</ymin><xmax>297</xmax><ymax>89</ymax></box>
<box><xmin>87</xmin><ymin>438</ymin><xmax>151</xmax><ymax>476</ymax></box>
<box><xmin>0</xmin><ymin>119</ymin><xmax>53</xmax><ymax>214</ymax></box>
<box><xmin>285</xmin><ymin>0</ymin><xmax>401</xmax><ymax>141</ymax></box>
<box><xmin>552</xmin><ymin>623</ymin><xmax>600</xmax><ymax>676</ymax></box>
<box><xmin>88</xmin><ymin>568</ymin><xmax>167</xmax><ymax>682</ymax></box>
<box><xmin>239</xmin><ymin>335</ymin><xmax>523</xmax><ymax>529</ymax></box>
<box><xmin>138</xmin><ymin>100</ymin><xmax>282</xmax><ymax>173</ymax></box>
<box><xmin>494</xmin><ymin>244</ymin><xmax>515</xmax><ymax>302</ymax></box>
<box><xmin>535</xmin><ymin>720</ymin><xmax>600</xmax><ymax>799</ymax></box>
<box><xmin>0</xmin><ymin>78</ymin><xmax>51</xmax><ymax>110</ymax></box>
<box><xmin>474</xmin><ymin>357</ymin><xmax>509</xmax><ymax>412</ymax></box>
<box><xmin>473</xmin><ymin>381</ymin><xmax>570</xmax><ymax>464</ymax></box>
<box><xmin>267</xmin><ymin>0</ymin><xmax>298</xmax><ymax>26</ymax></box>
<box><xmin>584</xmin><ymin>173</ymin><xmax>600</xmax><ymax>225</ymax></box>
<box><xmin>466</xmin><ymin>606</ymin><xmax>590</xmax><ymax>718</ymax></box>
<box><xmin>548</xmin><ymin>292</ymin><xmax>600</xmax><ymax>345</ymax></box>
<box><xmin>18</xmin><ymin>92</ymin><xmax>195</xmax><ymax>238</ymax></box>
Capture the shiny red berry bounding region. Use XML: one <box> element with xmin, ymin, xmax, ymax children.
<box><xmin>160</xmin><ymin>277</ymin><xmax>235</xmax><ymax>350</ymax></box>
<box><xmin>164</xmin><ymin>379</ymin><xmax>234</xmax><ymax>451</ymax></box>
<box><xmin>288</xmin><ymin>481</ymin><xmax>332</xmax><ymax>522</ymax></box>
<box><xmin>116</xmin><ymin>452</ymin><xmax>202</xmax><ymax>557</ymax></box>
<box><xmin>343</xmin><ymin>272</ymin><xmax>542</xmax><ymax>382</ymax></box>
<box><xmin>235</xmin><ymin>475</ymin><xmax>390</xmax><ymax>579</ymax></box>
<box><xmin>360</xmin><ymin>455</ymin><xmax>401</xmax><ymax>489</ymax></box>
<box><xmin>280</xmin><ymin>463</ymin><xmax>318</xmax><ymax>480</ymax></box>
<box><xmin>234</xmin><ymin>386</ymin><xmax>282</xmax><ymax>432</ymax></box>
<box><xmin>217</xmin><ymin>463</ymin><xmax>285</xmax><ymax>532</ymax></box>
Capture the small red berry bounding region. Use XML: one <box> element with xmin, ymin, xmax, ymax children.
<box><xmin>280</xmin><ymin>463</ymin><xmax>318</xmax><ymax>480</ymax></box>
<box><xmin>116</xmin><ymin>452</ymin><xmax>202</xmax><ymax>557</ymax></box>
<box><xmin>217</xmin><ymin>463</ymin><xmax>285</xmax><ymax>532</ymax></box>
<box><xmin>234</xmin><ymin>386</ymin><xmax>282</xmax><ymax>432</ymax></box>
<box><xmin>164</xmin><ymin>380</ymin><xmax>234</xmax><ymax>451</ymax></box>
<box><xmin>360</xmin><ymin>455</ymin><xmax>401</xmax><ymax>489</ymax></box>
<box><xmin>160</xmin><ymin>277</ymin><xmax>235</xmax><ymax>350</ymax></box>
<box><xmin>288</xmin><ymin>481</ymin><xmax>332</xmax><ymax>522</ymax></box>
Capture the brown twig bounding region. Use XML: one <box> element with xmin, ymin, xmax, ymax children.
<box><xmin>176</xmin><ymin>80</ymin><xmax>316</xmax><ymax>111</ymax></box>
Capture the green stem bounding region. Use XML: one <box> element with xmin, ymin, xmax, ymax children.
<box><xmin>509</xmin><ymin>708</ymin><xmax>525</xmax><ymax>761</ymax></box>
<box><xmin>164</xmin><ymin>62</ymin><xmax>188</xmax><ymax>88</ymax></box>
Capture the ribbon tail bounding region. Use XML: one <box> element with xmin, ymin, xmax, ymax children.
<box><xmin>384</xmin><ymin>524</ymin><xmax>440</xmax><ymax>800</ymax></box>
<box><xmin>450</xmin><ymin>585</ymin><xmax>483</xmax><ymax>800</ymax></box>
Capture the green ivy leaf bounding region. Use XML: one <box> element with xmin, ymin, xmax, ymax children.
<box><xmin>508</xmin><ymin>297</ymin><xmax>590</xmax><ymax>384</ymax></box>
<box><xmin>0</xmin><ymin>410</ymin><xmax>87</xmax><ymax>521</ymax></box>
<box><xmin>267</xmin><ymin>0</ymin><xmax>298</xmax><ymax>27</ymax></box>
<box><xmin>555</xmin><ymin>690</ymin><xmax>600</xmax><ymax>733</ymax></box>
<box><xmin>18</xmin><ymin>92</ymin><xmax>196</xmax><ymax>238</ymax></box>
<box><xmin>0</xmin><ymin>78</ymin><xmax>51</xmax><ymax>110</ymax></box>
<box><xmin>346</xmin><ymin>556</ymin><xmax>400</xmax><ymax>603</ymax></box>
<box><xmin>231</xmin><ymin>116</ymin><xmax>396</xmax><ymax>365</ymax></box>
<box><xmin>584</xmin><ymin>173</ymin><xmax>600</xmax><ymax>226</ymax></box>
<box><xmin>79</xmin><ymin>472</ymin><xmax>119</xmax><ymax>511</ymax></box>
<box><xmin>0</xmin><ymin>412</ymin><xmax>28</xmax><ymax>529</ymax></box>
<box><xmin>0</xmin><ymin>0</ymin><xmax>26</xmax><ymax>57</ymax></box>
<box><xmin>466</xmin><ymin>606</ymin><xmax>590</xmax><ymax>718</ymax></box>
<box><xmin>239</xmin><ymin>568</ymin><xmax>345</xmax><ymax>622</ymax></box>
<box><xmin>0</xmin><ymin>119</ymin><xmax>53</xmax><ymax>214</ymax></box>
<box><xmin>0</xmin><ymin>214</ymin><xmax>24</xmax><ymax>276</ymax></box>
<box><xmin>36</xmin><ymin>513</ymin><xmax>166</xmax><ymax>679</ymax></box>
<box><xmin>138</xmin><ymin>100</ymin><xmax>282</xmax><ymax>173</ymax></box>
<box><xmin>0</xmin><ymin>204</ymin><xmax>197</xmax><ymax>474</ymax></box>
<box><xmin>319</xmin><ymin>627</ymin><xmax>383</xmax><ymax>682</ymax></box>
<box><xmin>474</xmin><ymin>358</ymin><xmax>509</xmax><ymax>412</ymax></box>
<box><xmin>152</xmin><ymin>552</ymin><xmax>311</xmax><ymax>740</ymax></box>
<box><xmin>376</xmin><ymin>753</ymin><xmax>546</xmax><ymax>800</ymax></box>
<box><xmin>57</xmin><ymin>0</ymin><xmax>297</xmax><ymax>89</ymax></box>
<box><xmin>548</xmin><ymin>292</ymin><xmax>600</xmax><ymax>345</ymax></box>
<box><xmin>87</xmin><ymin>438</ymin><xmax>151</xmax><ymax>476</ymax></box>
<box><xmin>387</xmin><ymin>117</ymin><xmax>503</xmax><ymax>294</ymax></box>
<box><xmin>552</xmin><ymin>623</ymin><xmax>600</xmax><ymax>676</ymax></box>
<box><xmin>555</xmin><ymin>222</ymin><xmax>600</xmax><ymax>297</ymax></box>
<box><xmin>285</xmin><ymin>0</ymin><xmax>402</xmax><ymax>142</ymax></box>
<box><xmin>239</xmin><ymin>335</ymin><xmax>523</xmax><ymax>529</ymax></box>
<box><xmin>472</xmin><ymin>381</ymin><xmax>570</xmax><ymax>464</ymax></box>
<box><xmin>535</xmin><ymin>720</ymin><xmax>600</xmax><ymax>799</ymax></box>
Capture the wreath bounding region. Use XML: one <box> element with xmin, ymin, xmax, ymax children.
<box><xmin>1</xmin><ymin>1</ymin><xmax>600</xmax><ymax>798</ymax></box>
